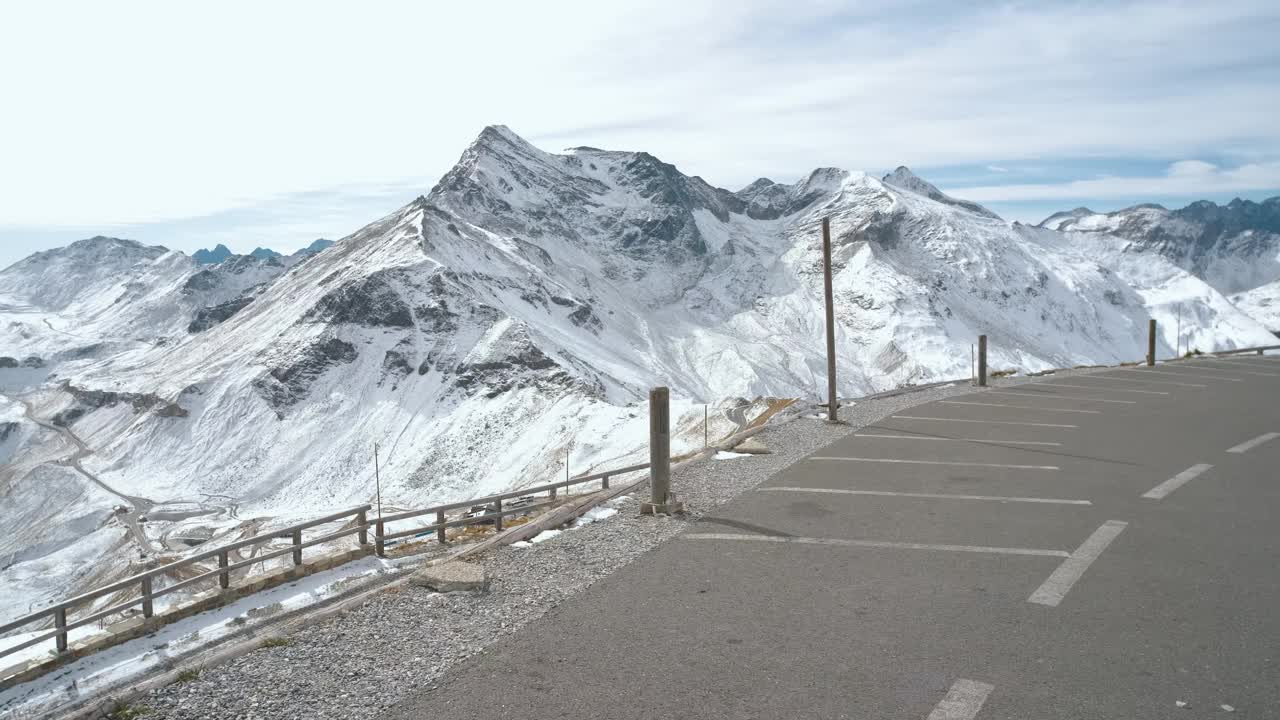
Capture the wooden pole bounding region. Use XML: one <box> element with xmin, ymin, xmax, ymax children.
<box><xmin>641</xmin><ymin>386</ymin><xmax>682</xmax><ymax>514</ymax></box>
<box><xmin>821</xmin><ymin>217</ymin><xmax>839</xmax><ymax>423</ymax></box>
<box><xmin>1147</xmin><ymin>319</ymin><xmax>1157</xmax><ymax>366</ymax></box>
<box><xmin>1175</xmin><ymin>305</ymin><xmax>1182</xmax><ymax>359</ymax></box>
<box><xmin>977</xmin><ymin>335</ymin><xmax>988</xmax><ymax>387</ymax></box>
<box><xmin>374</xmin><ymin>444</ymin><xmax>382</xmax><ymax>525</ymax></box>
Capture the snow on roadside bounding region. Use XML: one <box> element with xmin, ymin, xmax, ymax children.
<box><xmin>0</xmin><ymin>555</ymin><xmax>400</xmax><ymax>719</ymax></box>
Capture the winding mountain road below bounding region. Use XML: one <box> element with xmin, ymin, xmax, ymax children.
<box><xmin>12</xmin><ymin>395</ymin><xmax>158</xmax><ymax>555</ymax></box>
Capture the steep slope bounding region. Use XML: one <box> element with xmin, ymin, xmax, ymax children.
<box><xmin>2</xmin><ymin>127</ymin><xmax>1275</xmax><ymax>619</ymax></box>
<box><xmin>0</xmin><ymin>238</ymin><xmax>335</xmax><ymax>369</ymax></box>
<box><xmin>1041</xmin><ymin>198</ymin><xmax>1280</xmax><ymax>331</ymax></box>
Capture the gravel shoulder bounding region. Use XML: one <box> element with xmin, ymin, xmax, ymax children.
<box><xmin>109</xmin><ymin>373</ymin><xmax>1093</xmax><ymax>720</ymax></box>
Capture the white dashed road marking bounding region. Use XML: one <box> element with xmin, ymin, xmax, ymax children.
<box><xmin>927</xmin><ymin>679</ymin><xmax>996</xmax><ymax>720</ymax></box>
<box><xmin>1142</xmin><ymin>464</ymin><xmax>1213</xmax><ymax>500</ymax></box>
<box><xmin>1028</xmin><ymin>520</ymin><xmax>1128</xmax><ymax>607</ymax></box>
<box><xmin>1226</xmin><ymin>432</ymin><xmax>1280</xmax><ymax>454</ymax></box>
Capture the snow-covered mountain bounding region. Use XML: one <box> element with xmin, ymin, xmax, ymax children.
<box><xmin>1040</xmin><ymin>198</ymin><xmax>1280</xmax><ymax>332</ymax></box>
<box><xmin>2</xmin><ymin>126</ymin><xmax>1276</xmax><ymax>620</ymax></box>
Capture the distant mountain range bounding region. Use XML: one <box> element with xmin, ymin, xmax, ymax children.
<box><xmin>192</xmin><ymin>239</ymin><xmax>334</xmax><ymax>265</ymax></box>
<box><xmin>1</xmin><ymin>125</ymin><xmax>1276</xmax><ymax>619</ymax></box>
<box><xmin>1039</xmin><ymin>197</ymin><xmax>1280</xmax><ymax>330</ymax></box>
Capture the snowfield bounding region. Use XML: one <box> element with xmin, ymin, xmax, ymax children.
<box><xmin>1</xmin><ymin>126</ymin><xmax>1277</xmax><ymax>628</ymax></box>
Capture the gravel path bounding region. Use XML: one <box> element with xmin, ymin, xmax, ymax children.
<box><xmin>123</xmin><ymin>377</ymin><xmax>1059</xmax><ymax>720</ymax></box>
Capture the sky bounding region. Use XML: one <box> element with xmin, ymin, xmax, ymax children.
<box><xmin>1</xmin><ymin>0</ymin><xmax>1278</xmax><ymax>270</ymax></box>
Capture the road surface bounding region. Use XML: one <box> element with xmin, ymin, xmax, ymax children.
<box><xmin>381</xmin><ymin>356</ymin><xmax>1280</xmax><ymax>719</ymax></box>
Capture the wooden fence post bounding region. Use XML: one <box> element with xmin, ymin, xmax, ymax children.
<box><xmin>55</xmin><ymin>608</ymin><xmax>68</xmax><ymax>653</ymax></box>
<box><xmin>218</xmin><ymin>550</ymin><xmax>230</xmax><ymax>589</ymax></box>
<box><xmin>436</xmin><ymin>510</ymin><xmax>447</xmax><ymax>544</ymax></box>
<box><xmin>977</xmin><ymin>335</ymin><xmax>988</xmax><ymax>387</ymax></box>
<box><xmin>642</xmin><ymin>386</ymin><xmax>683</xmax><ymax>514</ymax></box>
<box><xmin>1147</xmin><ymin>319</ymin><xmax>1157</xmax><ymax>366</ymax></box>
<box><xmin>356</xmin><ymin>509</ymin><xmax>368</xmax><ymax>546</ymax></box>
<box><xmin>141</xmin><ymin>576</ymin><xmax>154</xmax><ymax>618</ymax></box>
<box><xmin>375</xmin><ymin>519</ymin><xmax>385</xmax><ymax>557</ymax></box>
<box><xmin>494</xmin><ymin>499</ymin><xmax>504</xmax><ymax>531</ymax></box>
<box><xmin>821</xmin><ymin>217</ymin><xmax>839</xmax><ymax>423</ymax></box>
<box><xmin>291</xmin><ymin>529</ymin><xmax>303</xmax><ymax>566</ymax></box>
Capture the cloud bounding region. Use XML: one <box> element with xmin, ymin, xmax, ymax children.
<box><xmin>947</xmin><ymin>160</ymin><xmax>1280</xmax><ymax>202</ymax></box>
<box><xmin>0</xmin><ymin>0</ymin><xmax>1278</xmax><ymax>230</ymax></box>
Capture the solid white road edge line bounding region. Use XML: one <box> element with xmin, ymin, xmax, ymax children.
<box><xmin>891</xmin><ymin>415</ymin><xmax>1078</xmax><ymax>428</ymax></box>
<box><xmin>853</xmin><ymin>433</ymin><xmax>1062</xmax><ymax>446</ymax></box>
<box><xmin>938</xmin><ymin>401</ymin><xmax>1101</xmax><ymax>414</ymax></box>
<box><xmin>761</xmin><ymin>486</ymin><xmax>1090</xmax><ymax>505</ymax></box>
<box><xmin>810</xmin><ymin>456</ymin><xmax>1060</xmax><ymax>470</ymax></box>
<box><xmin>682</xmin><ymin>533</ymin><xmax>1069</xmax><ymax>557</ymax></box>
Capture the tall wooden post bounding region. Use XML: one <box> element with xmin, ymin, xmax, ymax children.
<box><xmin>821</xmin><ymin>217</ymin><xmax>839</xmax><ymax>423</ymax></box>
<box><xmin>1147</xmin><ymin>319</ymin><xmax>1157</xmax><ymax>366</ymax></box>
<box><xmin>977</xmin><ymin>335</ymin><xmax>988</xmax><ymax>387</ymax></box>
<box><xmin>641</xmin><ymin>386</ymin><xmax>683</xmax><ymax>515</ymax></box>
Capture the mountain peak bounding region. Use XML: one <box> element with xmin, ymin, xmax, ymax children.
<box><xmin>193</xmin><ymin>244</ymin><xmax>234</xmax><ymax>265</ymax></box>
<box><xmin>249</xmin><ymin>247</ymin><xmax>282</xmax><ymax>260</ymax></box>
<box><xmin>473</xmin><ymin>125</ymin><xmax>541</xmax><ymax>154</ymax></box>
<box><xmin>881</xmin><ymin>167</ymin><xmax>1001</xmax><ymax>220</ymax></box>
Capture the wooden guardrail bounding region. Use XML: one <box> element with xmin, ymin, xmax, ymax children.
<box><xmin>0</xmin><ymin>505</ymin><xmax>371</xmax><ymax>663</ymax></box>
<box><xmin>373</xmin><ymin>462</ymin><xmax>649</xmax><ymax>554</ymax></box>
<box><xmin>1</xmin><ymin>460</ymin><xmax>654</xmax><ymax>668</ymax></box>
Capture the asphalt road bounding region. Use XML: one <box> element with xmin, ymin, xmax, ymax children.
<box><xmin>381</xmin><ymin>357</ymin><xmax>1280</xmax><ymax>719</ymax></box>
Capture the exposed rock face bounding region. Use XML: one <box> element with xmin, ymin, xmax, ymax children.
<box><xmin>52</xmin><ymin>382</ymin><xmax>188</xmax><ymax>426</ymax></box>
<box><xmin>189</xmin><ymin>297</ymin><xmax>255</xmax><ymax>333</ymax></box>
<box><xmin>0</xmin><ymin>357</ymin><xmax>16</xmax><ymax>368</ymax></box>
<box><xmin>252</xmin><ymin>337</ymin><xmax>360</xmax><ymax>416</ymax></box>
<box><xmin>305</xmin><ymin>272</ymin><xmax>414</xmax><ymax>328</ymax></box>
